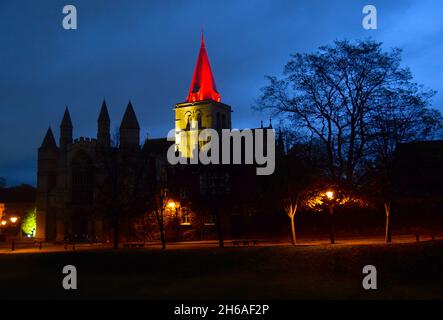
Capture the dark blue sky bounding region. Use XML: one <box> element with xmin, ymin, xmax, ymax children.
<box><xmin>1</xmin><ymin>0</ymin><xmax>442</xmax><ymax>186</ymax></box>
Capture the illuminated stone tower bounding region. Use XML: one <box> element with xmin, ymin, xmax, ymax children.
<box><xmin>175</xmin><ymin>34</ymin><xmax>232</xmax><ymax>158</ymax></box>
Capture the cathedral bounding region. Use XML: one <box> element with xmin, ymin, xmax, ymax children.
<box><xmin>36</xmin><ymin>35</ymin><xmax>279</xmax><ymax>242</ymax></box>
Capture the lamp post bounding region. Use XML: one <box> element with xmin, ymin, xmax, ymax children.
<box><xmin>167</xmin><ymin>201</ymin><xmax>176</xmax><ymax>210</ymax></box>
<box><xmin>167</xmin><ymin>200</ymin><xmax>179</xmax><ymax>220</ymax></box>
<box><xmin>167</xmin><ymin>200</ymin><xmax>182</xmax><ymax>242</ymax></box>
<box><xmin>326</xmin><ymin>190</ymin><xmax>335</xmax><ymax>244</ymax></box>
<box><xmin>158</xmin><ymin>187</ymin><xmax>168</xmax><ymax>250</ymax></box>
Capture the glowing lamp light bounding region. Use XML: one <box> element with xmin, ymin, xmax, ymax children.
<box><xmin>167</xmin><ymin>201</ymin><xmax>176</xmax><ymax>209</ymax></box>
<box><xmin>326</xmin><ymin>191</ymin><xmax>334</xmax><ymax>200</ymax></box>
<box><xmin>1</xmin><ymin>220</ymin><xmax>6</xmax><ymax>226</ymax></box>
<box><xmin>10</xmin><ymin>217</ymin><xmax>18</xmax><ymax>223</ymax></box>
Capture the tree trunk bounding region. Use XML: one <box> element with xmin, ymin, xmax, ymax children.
<box><xmin>384</xmin><ymin>202</ymin><xmax>391</xmax><ymax>243</ymax></box>
<box><xmin>329</xmin><ymin>206</ymin><xmax>335</xmax><ymax>244</ymax></box>
<box><xmin>214</xmin><ymin>203</ymin><xmax>224</xmax><ymax>248</ymax></box>
<box><xmin>113</xmin><ymin>215</ymin><xmax>119</xmax><ymax>250</ymax></box>
<box><xmin>216</xmin><ymin>215</ymin><xmax>224</xmax><ymax>248</ymax></box>
<box><xmin>160</xmin><ymin>226</ymin><xmax>166</xmax><ymax>250</ymax></box>
<box><xmin>159</xmin><ymin>210</ymin><xmax>166</xmax><ymax>250</ymax></box>
<box><xmin>290</xmin><ymin>216</ymin><xmax>296</xmax><ymax>245</ymax></box>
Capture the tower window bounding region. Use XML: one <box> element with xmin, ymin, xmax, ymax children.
<box><xmin>185</xmin><ymin>113</ymin><xmax>192</xmax><ymax>130</ymax></box>
<box><xmin>196</xmin><ymin>112</ymin><xmax>202</xmax><ymax>128</ymax></box>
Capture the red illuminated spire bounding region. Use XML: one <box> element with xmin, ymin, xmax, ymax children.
<box><xmin>186</xmin><ymin>33</ymin><xmax>221</xmax><ymax>103</ymax></box>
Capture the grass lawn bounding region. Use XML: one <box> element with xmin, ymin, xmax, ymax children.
<box><xmin>1</xmin><ymin>241</ymin><xmax>443</xmax><ymax>300</ymax></box>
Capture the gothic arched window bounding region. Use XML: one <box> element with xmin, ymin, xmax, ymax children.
<box><xmin>196</xmin><ymin>112</ymin><xmax>202</xmax><ymax>128</ymax></box>
<box><xmin>185</xmin><ymin>112</ymin><xmax>192</xmax><ymax>130</ymax></box>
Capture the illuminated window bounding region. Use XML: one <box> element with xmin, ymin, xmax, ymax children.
<box><xmin>185</xmin><ymin>112</ymin><xmax>192</xmax><ymax>130</ymax></box>
<box><xmin>181</xmin><ymin>208</ymin><xmax>191</xmax><ymax>225</ymax></box>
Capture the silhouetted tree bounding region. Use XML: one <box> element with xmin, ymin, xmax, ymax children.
<box><xmin>95</xmin><ymin>146</ymin><xmax>150</xmax><ymax>249</ymax></box>
<box><xmin>257</xmin><ymin>39</ymin><xmax>440</xmax><ymax>190</ymax></box>
<box><xmin>206</xmin><ymin>168</ymin><xmax>226</xmax><ymax>248</ymax></box>
<box><xmin>277</xmin><ymin>140</ymin><xmax>324</xmax><ymax>244</ymax></box>
<box><xmin>148</xmin><ymin>185</ymin><xmax>169</xmax><ymax>250</ymax></box>
<box><xmin>366</xmin><ymin>96</ymin><xmax>442</xmax><ymax>242</ymax></box>
<box><xmin>258</xmin><ymin>39</ymin><xmax>442</xmax><ymax>241</ymax></box>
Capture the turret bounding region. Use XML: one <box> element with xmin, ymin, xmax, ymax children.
<box><xmin>186</xmin><ymin>33</ymin><xmax>221</xmax><ymax>103</ymax></box>
<box><xmin>60</xmin><ymin>107</ymin><xmax>73</xmax><ymax>149</ymax></box>
<box><xmin>97</xmin><ymin>99</ymin><xmax>111</xmax><ymax>147</ymax></box>
<box><xmin>39</xmin><ymin>127</ymin><xmax>58</xmax><ymax>151</ymax></box>
<box><xmin>37</xmin><ymin>127</ymin><xmax>59</xmax><ymax>192</ymax></box>
<box><xmin>175</xmin><ymin>34</ymin><xmax>231</xmax><ymax>158</ymax></box>
<box><xmin>36</xmin><ymin>127</ymin><xmax>59</xmax><ymax>241</ymax></box>
<box><xmin>119</xmin><ymin>101</ymin><xmax>140</xmax><ymax>148</ymax></box>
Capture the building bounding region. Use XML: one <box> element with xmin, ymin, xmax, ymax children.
<box><xmin>395</xmin><ymin>140</ymin><xmax>443</xmax><ymax>197</ymax></box>
<box><xmin>0</xmin><ymin>184</ymin><xmax>36</xmax><ymax>240</ymax></box>
<box><xmin>36</xmin><ymin>35</ymin><xmax>280</xmax><ymax>242</ymax></box>
<box><xmin>174</xmin><ymin>35</ymin><xmax>232</xmax><ymax>158</ymax></box>
<box><xmin>36</xmin><ymin>100</ymin><xmax>144</xmax><ymax>241</ymax></box>
<box><xmin>391</xmin><ymin>140</ymin><xmax>443</xmax><ymax>229</ymax></box>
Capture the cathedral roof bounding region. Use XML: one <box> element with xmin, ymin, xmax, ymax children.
<box><xmin>60</xmin><ymin>107</ymin><xmax>73</xmax><ymax>128</ymax></box>
<box><xmin>98</xmin><ymin>99</ymin><xmax>110</xmax><ymax>124</ymax></box>
<box><xmin>40</xmin><ymin>127</ymin><xmax>58</xmax><ymax>150</ymax></box>
<box><xmin>186</xmin><ymin>34</ymin><xmax>221</xmax><ymax>103</ymax></box>
<box><xmin>120</xmin><ymin>101</ymin><xmax>140</xmax><ymax>130</ymax></box>
<box><xmin>142</xmin><ymin>137</ymin><xmax>174</xmax><ymax>155</ymax></box>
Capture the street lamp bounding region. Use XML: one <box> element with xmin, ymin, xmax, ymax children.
<box><xmin>167</xmin><ymin>201</ymin><xmax>176</xmax><ymax>209</ymax></box>
<box><xmin>1</xmin><ymin>220</ymin><xmax>6</xmax><ymax>226</ymax></box>
<box><xmin>10</xmin><ymin>217</ymin><xmax>18</xmax><ymax>224</ymax></box>
<box><xmin>325</xmin><ymin>190</ymin><xmax>335</xmax><ymax>244</ymax></box>
<box><xmin>168</xmin><ymin>201</ymin><xmax>181</xmax><ymax>221</ymax></box>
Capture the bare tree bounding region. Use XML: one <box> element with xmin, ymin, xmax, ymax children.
<box><xmin>277</xmin><ymin>140</ymin><xmax>324</xmax><ymax>245</ymax></box>
<box><xmin>257</xmin><ymin>40</ymin><xmax>439</xmax><ymax>189</ymax></box>
<box><xmin>284</xmin><ymin>195</ymin><xmax>299</xmax><ymax>245</ymax></box>
<box><xmin>95</xmin><ymin>146</ymin><xmax>150</xmax><ymax>249</ymax></box>
<box><xmin>367</xmin><ymin>93</ymin><xmax>442</xmax><ymax>242</ymax></box>
<box><xmin>149</xmin><ymin>186</ymin><xmax>169</xmax><ymax>250</ymax></box>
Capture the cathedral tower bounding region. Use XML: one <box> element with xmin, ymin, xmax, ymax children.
<box><xmin>36</xmin><ymin>127</ymin><xmax>58</xmax><ymax>240</ymax></box>
<box><xmin>60</xmin><ymin>107</ymin><xmax>73</xmax><ymax>149</ymax></box>
<box><xmin>175</xmin><ymin>34</ymin><xmax>232</xmax><ymax>158</ymax></box>
<box><xmin>98</xmin><ymin>99</ymin><xmax>111</xmax><ymax>147</ymax></box>
<box><xmin>120</xmin><ymin>101</ymin><xmax>140</xmax><ymax>148</ymax></box>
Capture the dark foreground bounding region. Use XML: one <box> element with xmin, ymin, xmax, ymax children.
<box><xmin>1</xmin><ymin>241</ymin><xmax>443</xmax><ymax>300</ymax></box>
